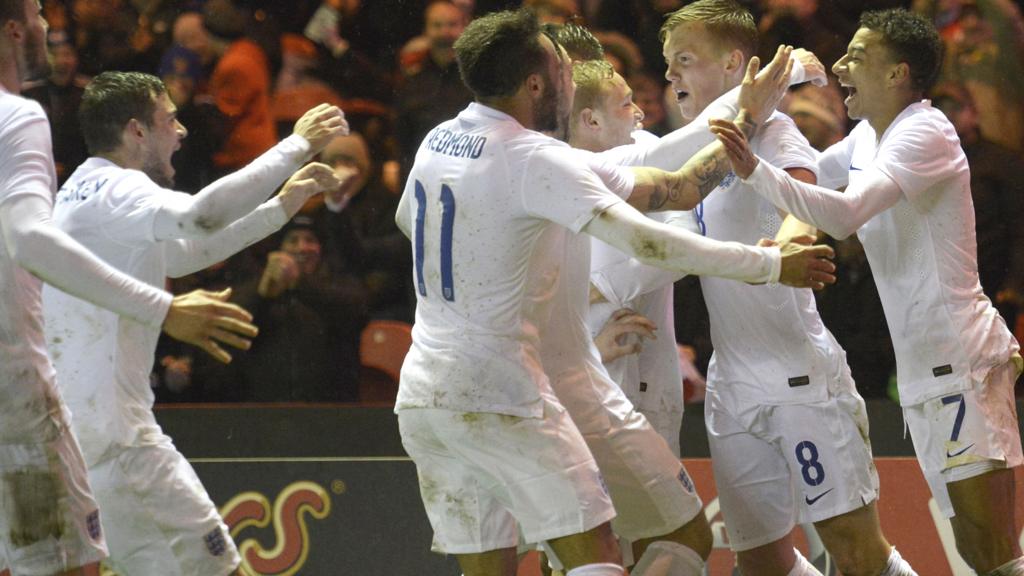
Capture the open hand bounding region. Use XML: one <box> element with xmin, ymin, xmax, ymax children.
<box><xmin>163</xmin><ymin>288</ymin><xmax>258</xmax><ymax>363</ymax></box>
<box><xmin>738</xmin><ymin>45</ymin><xmax>793</xmax><ymax>125</ymax></box>
<box><xmin>293</xmin><ymin>103</ymin><xmax>349</xmax><ymax>154</ymax></box>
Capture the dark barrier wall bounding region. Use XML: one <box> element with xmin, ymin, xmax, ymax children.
<box><xmin>151</xmin><ymin>400</ymin><xmax>1021</xmax><ymax>575</ymax></box>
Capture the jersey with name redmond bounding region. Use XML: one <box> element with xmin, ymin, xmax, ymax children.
<box><xmin>396</xmin><ymin>102</ymin><xmax>631</xmax><ymax>417</ymax></box>
<box><xmin>0</xmin><ymin>92</ymin><xmax>66</xmax><ymax>442</ymax></box>
<box><xmin>821</xmin><ymin>101</ymin><xmax>1017</xmax><ymax>406</ymax></box>
<box><xmin>699</xmin><ymin>112</ymin><xmax>841</xmax><ymax>406</ymax></box>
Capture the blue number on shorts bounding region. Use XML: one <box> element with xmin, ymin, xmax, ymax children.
<box><xmin>795</xmin><ymin>441</ymin><xmax>825</xmax><ymax>486</ymax></box>
<box><xmin>941</xmin><ymin>393</ymin><xmax>967</xmax><ymax>442</ymax></box>
<box><xmin>413</xmin><ymin>180</ymin><xmax>456</xmax><ymax>301</ymax></box>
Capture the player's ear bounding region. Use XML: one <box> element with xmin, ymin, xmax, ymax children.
<box><xmin>724</xmin><ymin>48</ymin><xmax>744</xmax><ymax>75</ymax></box>
<box><xmin>525</xmin><ymin>72</ymin><xmax>545</xmax><ymax>100</ymax></box>
<box><xmin>580</xmin><ymin>107</ymin><xmax>600</xmax><ymax>130</ymax></box>
<box><xmin>888</xmin><ymin>62</ymin><xmax>910</xmax><ymax>89</ymax></box>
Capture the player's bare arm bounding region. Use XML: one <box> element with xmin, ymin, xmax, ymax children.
<box><xmin>628</xmin><ymin>112</ymin><xmax>755</xmax><ymax>212</ymax></box>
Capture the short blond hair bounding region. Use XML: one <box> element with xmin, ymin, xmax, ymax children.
<box><xmin>660</xmin><ymin>0</ymin><xmax>757</xmax><ymax>59</ymax></box>
<box><xmin>571</xmin><ymin>59</ymin><xmax>615</xmax><ymax>117</ymax></box>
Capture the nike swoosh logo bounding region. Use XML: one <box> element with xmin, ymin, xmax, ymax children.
<box><xmin>804</xmin><ymin>488</ymin><xmax>834</xmax><ymax>506</ymax></box>
<box><xmin>947</xmin><ymin>443</ymin><xmax>975</xmax><ymax>458</ymax></box>
<box><xmin>850</xmin><ymin>165</ymin><xmax>862</xmax><ymax>171</ymax></box>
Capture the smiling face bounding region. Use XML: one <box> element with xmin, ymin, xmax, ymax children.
<box><xmin>139</xmin><ymin>91</ymin><xmax>186</xmax><ymax>187</ymax></box>
<box><xmin>832</xmin><ymin>27</ymin><xmax>896</xmax><ymax>124</ymax></box>
<box><xmin>281</xmin><ymin>228</ymin><xmax>321</xmax><ymax>275</ymax></box>
<box><xmin>662</xmin><ymin>21</ymin><xmax>734</xmax><ymax>121</ymax></box>
<box><xmin>592</xmin><ymin>72</ymin><xmax>644</xmax><ymax>149</ymax></box>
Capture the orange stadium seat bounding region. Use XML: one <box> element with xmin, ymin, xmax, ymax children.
<box><xmin>359</xmin><ymin>320</ymin><xmax>413</xmax><ymax>402</ymax></box>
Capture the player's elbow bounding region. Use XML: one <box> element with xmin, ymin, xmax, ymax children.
<box><xmin>7</xmin><ymin>225</ymin><xmax>48</xmax><ymax>270</ymax></box>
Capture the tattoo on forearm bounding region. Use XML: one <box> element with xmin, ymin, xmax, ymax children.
<box><xmin>693</xmin><ymin>152</ymin><xmax>731</xmax><ymax>200</ymax></box>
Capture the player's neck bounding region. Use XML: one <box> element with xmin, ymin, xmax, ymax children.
<box><xmin>479</xmin><ymin>96</ymin><xmax>536</xmax><ymax>129</ymax></box>
<box><xmin>0</xmin><ymin>58</ymin><xmax>20</xmax><ymax>94</ymax></box>
<box><xmin>867</xmin><ymin>94</ymin><xmax>918</xmax><ymax>140</ymax></box>
<box><xmin>96</xmin><ymin>148</ymin><xmax>140</xmax><ymax>171</ymax></box>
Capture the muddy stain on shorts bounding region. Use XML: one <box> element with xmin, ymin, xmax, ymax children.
<box><xmin>4</xmin><ymin>469</ymin><xmax>64</xmax><ymax>547</ymax></box>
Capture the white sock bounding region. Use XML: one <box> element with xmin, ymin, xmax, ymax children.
<box><xmin>566</xmin><ymin>563</ymin><xmax>626</xmax><ymax>576</ymax></box>
<box><xmin>630</xmin><ymin>541</ymin><xmax>705</xmax><ymax>576</ymax></box>
<box><xmin>988</xmin><ymin>556</ymin><xmax>1024</xmax><ymax>576</ymax></box>
<box><xmin>879</xmin><ymin>547</ymin><xmax>917</xmax><ymax>576</ymax></box>
<box><xmin>786</xmin><ymin>549</ymin><xmax>825</xmax><ymax>576</ymax></box>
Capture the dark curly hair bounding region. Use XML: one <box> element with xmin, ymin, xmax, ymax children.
<box><xmin>860</xmin><ymin>8</ymin><xmax>943</xmax><ymax>94</ymax></box>
<box><xmin>454</xmin><ymin>9</ymin><xmax>552</xmax><ymax>100</ymax></box>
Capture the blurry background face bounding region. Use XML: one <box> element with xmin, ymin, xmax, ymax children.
<box><xmin>424</xmin><ymin>2</ymin><xmax>464</xmax><ymax>51</ymax></box>
<box><xmin>282</xmin><ymin>228</ymin><xmax>322</xmax><ymax>275</ymax></box>
<box><xmin>49</xmin><ymin>41</ymin><xmax>76</xmax><ymax>79</ymax></box>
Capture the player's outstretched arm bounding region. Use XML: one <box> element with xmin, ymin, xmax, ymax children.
<box><xmin>711</xmin><ymin>117</ymin><xmax>903</xmax><ymax>239</ymax></box>
<box><xmin>627</xmin><ymin>112</ymin><xmax>756</xmax><ymax>212</ymax></box>
<box><xmin>583</xmin><ymin>202</ymin><xmax>835</xmax><ymax>288</ymax></box>
<box><xmin>594</xmin><ymin>308</ymin><xmax>657</xmax><ymax>364</ymax></box>
<box><xmin>165</xmin><ymin>163</ymin><xmax>344</xmax><ymax>277</ymax></box>
<box><xmin>152</xmin><ymin>104</ymin><xmax>348</xmax><ymax>241</ymax></box>
<box><xmin>162</xmin><ymin>288</ymin><xmax>258</xmax><ymax>364</ymax></box>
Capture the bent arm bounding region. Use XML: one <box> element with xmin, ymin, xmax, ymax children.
<box><xmin>583</xmin><ymin>202</ymin><xmax>780</xmax><ymax>283</ymax></box>
<box><xmin>1</xmin><ymin>193</ymin><xmax>171</xmax><ymax>327</ymax></box>
<box><xmin>744</xmin><ymin>158</ymin><xmax>903</xmax><ymax>240</ymax></box>
<box><xmin>152</xmin><ymin>134</ymin><xmax>310</xmax><ymax>240</ymax></box>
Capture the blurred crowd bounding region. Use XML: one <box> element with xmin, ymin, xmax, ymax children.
<box><xmin>30</xmin><ymin>0</ymin><xmax>1024</xmax><ymax>403</ymax></box>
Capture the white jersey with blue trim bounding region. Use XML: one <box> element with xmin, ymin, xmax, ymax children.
<box><xmin>396</xmin><ymin>103</ymin><xmax>633</xmax><ymax>417</ymax></box>
<box><xmin>698</xmin><ymin>112</ymin><xmax>840</xmax><ymax>406</ymax></box>
<box><xmin>819</xmin><ymin>102</ymin><xmax>1017</xmax><ymax>406</ymax></box>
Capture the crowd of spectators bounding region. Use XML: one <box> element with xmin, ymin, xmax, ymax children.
<box><xmin>27</xmin><ymin>0</ymin><xmax>1024</xmax><ymax>403</ymax></box>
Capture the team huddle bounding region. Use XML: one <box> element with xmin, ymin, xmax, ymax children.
<box><xmin>395</xmin><ymin>3</ymin><xmax>1023</xmax><ymax>576</ymax></box>
<box><xmin>0</xmin><ymin>0</ymin><xmax>1021</xmax><ymax>575</ymax></box>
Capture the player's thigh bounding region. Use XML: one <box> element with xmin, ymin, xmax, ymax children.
<box><xmin>705</xmin><ymin>393</ymin><xmax>796</xmax><ymax>552</ymax></box>
<box><xmin>772</xmin><ymin>391</ymin><xmax>879</xmax><ymax>526</ymax></box>
<box><xmin>91</xmin><ymin>440</ymin><xmax>239</xmax><ymax>576</ymax></box>
<box><xmin>583</xmin><ymin>407</ymin><xmax>701</xmax><ymax>543</ymax></box>
<box><xmin>400</xmin><ymin>401</ymin><xmax>615</xmax><ymax>554</ymax></box>
<box><xmin>905</xmin><ymin>357</ymin><xmax>1023</xmax><ymax>517</ymax></box>
<box><xmin>0</xmin><ymin>428</ymin><xmax>106</xmax><ymax>576</ymax></box>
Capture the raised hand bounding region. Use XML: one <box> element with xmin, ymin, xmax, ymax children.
<box><xmin>777</xmin><ymin>241</ymin><xmax>836</xmax><ymax>290</ymax></box>
<box><xmin>162</xmin><ymin>288</ymin><xmax>258</xmax><ymax>363</ymax></box>
<box><xmin>593</xmin><ymin>308</ymin><xmax>658</xmax><ymax>364</ymax></box>
<box><xmin>279</xmin><ymin>162</ymin><xmax>345</xmax><ymax>210</ymax></box>
<box><xmin>709</xmin><ymin>117</ymin><xmax>759</xmax><ymax>179</ymax></box>
<box><xmin>738</xmin><ymin>45</ymin><xmax>794</xmax><ymax>125</ymax></box>
<box><xmin>792</xmin><ymin>48</ymin><xmax>827</xmax><ymax>87</ymax></box>
<box><xmin>293</xmin><ymin>103</ymin><xmax>349</xmax><ymax>154</ymax></box>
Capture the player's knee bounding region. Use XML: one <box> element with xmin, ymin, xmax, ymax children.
<box><xmin>684</xmin><ymin>513</ymin><xmax>713</xmax><ymax>560</ymax></box>
<box><xmin>952</xmin><ymin>514</ymin><xmax>1016</xmax><ymax>573</ymax></box>
<box><xmin>827</xmin><ymin>545</ymin><xmax>882</xmax><ymax>576</ymax></box>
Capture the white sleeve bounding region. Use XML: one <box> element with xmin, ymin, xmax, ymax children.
<box><xmin>590</xmin><ymin>212</ymin><xmax>695</xmax><ymax>306</ymax></box>
<box><xmin>874</xmin><ymin>114</ymin><xmax>962</xmax><ymax>203</ymax></box>
<box><xmin>743</xmin><ymin>156</ymin><xmax>903</xmax><ymax>239</ymax></box>
<box><xmin>760</xmin><ymin>115</ymin><xmax>818</xmax><ymax>175</ymax></box>
<box><xmin>522</xmin><ymin>146</ymin><xmax>632</xmax><ymax>233</ymax></box>
<box><xmin>0</xmin><ymin>193</ymin><xmax>171</xmax><ymax>328</ymax></box>
<box><xmin>152</xmin><ymin>134</ymin><xmax>310</xmax><ymax>241</ymax></box>
<box><xmin>583</xmin><ymin>202</ymin><xmax>780</xmax><ymax>283</ymax></box>
<box><xmin>165</xmin><ymin>197</ymin><xmax>289</xmax><ymax>277</ymax></box>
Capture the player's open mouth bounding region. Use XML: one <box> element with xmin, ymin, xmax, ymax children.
<box><xmin>841</xmin><ymin>83</ymin><xmax>857</xmax><ymax>105</ymax></box>
<box><xmin>675</xmin><ymin>89</ymin><xmax>689</xmax><ymax>102</ymax></box>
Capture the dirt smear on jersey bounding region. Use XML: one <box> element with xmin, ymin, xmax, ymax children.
<box><xmin>4</xmin><ymin>469</ymin><xmax>66</xmax><ymax>547</ymax></box>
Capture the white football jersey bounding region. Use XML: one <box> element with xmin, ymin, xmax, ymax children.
<box><xmin>0</xmin><ymin>92</ymin><xmax>65</xmax><ymax>442</ymax></box>
<box><xmin>699</xmin><ymin>112</ymin><xmax>842</xmax><ymax>406</ymax></box>
<box><xmin>819</xmin><ymin>101</ymin><xmax>1017</xmax><ymax>406</ymax></box>
<box><xmin>395</xmin><ymin>103</ymin><xmax>632</xmax><ymax>417</ymax></box>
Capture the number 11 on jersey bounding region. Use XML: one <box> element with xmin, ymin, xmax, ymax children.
<box><xmin>414</xmin><ymin>180</ymin><xmax>456</xmax><ymax>301</ymax></box>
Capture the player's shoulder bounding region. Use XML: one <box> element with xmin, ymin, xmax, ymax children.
<box><xmin>0</xmin><ymin>92</ymin><xmax>46</xmax><ymax>127</ymax></box>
